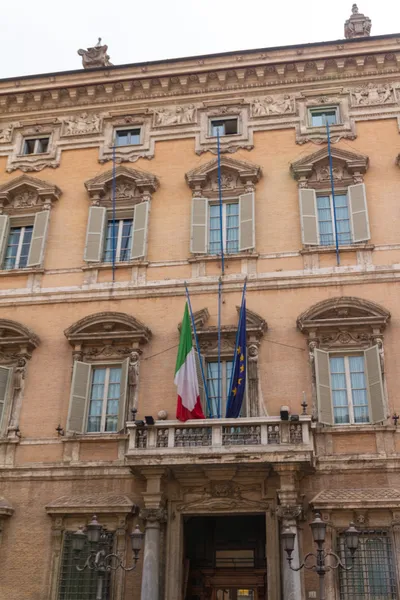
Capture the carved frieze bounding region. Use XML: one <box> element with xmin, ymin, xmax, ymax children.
<box><xmin>61</xmin><ymin>113</ymin><xmax>102</xmax><ymax>136</ymax></box>
<box><xmin>348</xmin><ymin>83</ymin><xmax>396</xmax><ymax>106</ymax></box>
<box><xmin>153</xmin><ymin>104</ymin><xmax>197</xmax><ymax>126</ymax></box>
<box><xmin>0</xmin><ymin>124</ymin><xmax>13</xmax><ymax>143</ymax></box>
<box><xmin>251</xmin><ymin>94</ymin><xmax>295</xmax><ymax>117</ymax></box>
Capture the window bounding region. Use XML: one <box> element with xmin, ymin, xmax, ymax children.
<box><xmin>3</xmin><ymin>226</ymin><xmax>33</xmax><ymax>269</ymax></box>
<box><xmin>115</xmin><ymin>128</ymin><xmax>141</xmax><ymax>146</ymax></box>
<box><xmin>208</xmin><ymin>202</ymin><xmax>239</xmax><ymax>254</ymax></box>
<box><xmin>330</xmin><ymin>355</ymin><xmax>369</xmax><ymax>424</ymax></box>
<box><xmin>22</xmin><ymin>137</ymin><xmax>49</xmax><ymax>155</ymax></box>
<box><xmin>103</xmin><ymin>219</ymin><xmax>133</xmax><ymax>262</ymax></box>
<box><xmin>309</xmin><ymin>107</ymin><xmax>338</xmax><ymax>127</ymax></box>
<box><xmin>206</xmin><ymin>360</ymin><xmax>234</xmax><ymax>417</ymax></box>
<box><xmin>210</xmin><ymin>118</ymin><xmax>238</xmax><ymax>137</ymax></box>
<box><xmin>317</xmin><ymin>194</ymin><xmax>352</xmax><ymax>246</ymax></box>
<box><xmin>338</xmin><ymin>530</ymin><xmax>397</xmax><ymax>600</ymax></box>
<box><xmin>87</xmin><ymin>366</ymin><xmax>122</xmax><ymax>433</ymax></box>
<box><xmin>58</xmin><ymin>531</ymin><xmax>113</xmax><ymax>600</ymax></box>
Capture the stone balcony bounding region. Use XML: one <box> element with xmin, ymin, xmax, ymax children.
<box><xmin>126</xmin><ymin>416</ymin><xmax>314</xmax><ymax>467</ymax></box>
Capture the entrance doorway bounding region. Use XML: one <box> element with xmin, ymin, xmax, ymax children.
<box><xmin>183</xmin><ymin>515</ymin><xmax>267</xmax><ymax>600</ymax></box>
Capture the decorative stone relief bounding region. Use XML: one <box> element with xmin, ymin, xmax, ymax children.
<box><xmin>251</xmin><ymin>94</ymin><xmax>295</xmax><ymax>117</ymax></box>
<box><xmin>0</xmin><ymin>124</ymin><xmax>13</xmax><ymax>143</ymax></box>
<box><xmin>85</xmin><ymin>164</ymin><xmax>158</xmax><ymax>208</ymax></box>
<box><xmin>78</xmin><ymin>38</ymin><xmax>112</xmax><ymax>69</ymax></box>
<box><xmin>196</xmin><ymin>102</ymin><xmax>253</xmax><ymax>155</ymax></box>
<box><xmin>0</xmin><ymin>174</ymin><xmax>61</xmax><ymax>215</ymax></box>
<box><xmin>348</xmin><ymin>83</ymin><xmax>396</xmax><ymax>106</ymax></box>
<box><xmin>62</xmin><ymin>113</ymin><xmax>102</xmax><ymax>136</ymax></box>
<box><xmin>153</xmin><ymin>104</ymin><xmax>197</xmax><ymax>126</ymax></box>
<box><xmin>312</xmin><ymin>488</ymin><xmax>400</xmax><ymax>508</ymax></box>
<box><xmin>344</xmin><ymin>4</ymin><xmax>372</xmax><ymax>39</ymax></box>
<box><xmin>139</xmin><ymin>507</ymin><xmax>167</xmax><ymax>523</ymax></box>
<box><xmin>99</xmin><ymin>113</ymin><xmax>154</xmax><ymax>164</ymax></box>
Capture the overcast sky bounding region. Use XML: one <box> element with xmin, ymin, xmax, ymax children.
<box><xmin>0</xmin><ymin>0</ymin><xmax>398</xmax><ymax>79</ymax></box>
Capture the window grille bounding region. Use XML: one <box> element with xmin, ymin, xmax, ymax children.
<box><xmin>338</xmin><ymin>530</ymin><xmax>398</xmax><ymax>600</ymax></box>
<box><xmin>58</xmin><ymin>531</ymin><xmax>114</xmax><ymax>600</ymax></box>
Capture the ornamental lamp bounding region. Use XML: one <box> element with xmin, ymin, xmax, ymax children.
<box><xmin>72</xmin><ymin>526</ymin><xmax>86</xmax><ymax>553</ymax></box>
<box><xmin>344</xmin><ymin>522</ymin><xmax>360</xmax><ymax>555</ymax></box>
<box><xmin>131</xmin><ymin>524</ymin><xmax>145</xmax><ymax>554</ymax></box>
<box><xmin>86</xmin><ymin>515</ymin><xmax>102</xmax><ymax>545</ymax></box>
<box><xmin>281</xmin><ymin>527</ymin><xmax>296</xmax><ymax>558</ymax></box>
<box><xmin>310</xmin><ymin>513</ymin><xmax>327</xmax><ymax>545</ymax></box>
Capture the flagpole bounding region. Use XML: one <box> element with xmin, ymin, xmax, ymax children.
<box><xmin>217</xmin><ymin>277</ymin><xmax>222</xmax><ymax>419</ymax></box>
<box><xmin>184</xmin><ymin>283</ymin><xmax>213</xmax><ymax>418</ymax></box>
<box><xmin>227</xmin><ymin>278</ymin><xmax>247</xmax><ymax>404</ymax></box>
<box><xmin>217</xmin><ymin>130</ymin><xmax>225</xmax><ymax>275</ymax></box>
<box><xmin>111</xmin><ymin>144</ymin><xmax>117</xmax><ymax>282</ymax></box>
<box><xmin>326</xmin><ymin>120</ymin><xmax>340</xmax><ymax>266</ymax></box>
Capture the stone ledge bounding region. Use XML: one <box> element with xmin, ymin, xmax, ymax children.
<box><xmin>300</xmin><ymin>243</ymin><xmax>374</xmax><ymax>255</ymax></box>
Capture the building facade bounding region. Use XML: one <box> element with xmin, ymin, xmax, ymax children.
<box><xmin>1</xmin><ymin>6</ymin><xmax>400</xmax><ymax>600</ymax></box>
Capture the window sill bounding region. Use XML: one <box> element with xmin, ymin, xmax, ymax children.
<box><xmin>300</xmin><ymin>243</ymin><xmax>374</xmax><ymax>255</ymax></box>
<box><xmin>82</xmin><ymin>260</ymin><xmax>149</xmax><ymax>270</ymax></box>
<box><xmin>62</xmin><ymin>433</ymin><xmax>128</xmax><ymax>442</ymax></box>
<box><xmin>316</xmin><ymin>424</ymin><xmax>394</xmax><ymax>433</ymax></box>
<box><xmin>188</xmin><ymin>252</ymin><xmax>259</xmax><ymax>263</ymax></box>
<box><xmin>0</xmin><ymin>267</ymin><xmax>44</xmax><ymax>277</ymax></box>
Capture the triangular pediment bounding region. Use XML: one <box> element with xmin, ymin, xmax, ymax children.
<box><xmin>65</xmin><ymin>312</ymin><xmax>151</xmax><ymax>346</ymax></box>
<box><xmin>297</xmin><ymin>297</ymin><xmax>390</xmax><ymax>331</ymax></box>
<box><xmin>85</xmin><ymin>165</ymin><xmax>158</xmax><ymax>200</ymax></box>
<box><xmin>291</xmin><ymin>147</ymin><xmax>369</xmax><ymax>180</ymax></box>
<box><xmin>186</xmin><ymin>156</ymin><xmax>262</xmax><ymax>190</ymax></box>
<box><xmin>0</xmin><ymin>175</ymin><xmax>61</xmax><ymax>207</ymax></box>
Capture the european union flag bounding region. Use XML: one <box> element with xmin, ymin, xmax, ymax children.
<box><xmin>226</xmin><ymin>298</ymin><xmax>246</xmax><ymax>418</ymax></box>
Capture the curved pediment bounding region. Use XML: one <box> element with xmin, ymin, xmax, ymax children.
<box><xmin>185</xmin><ymin>156</ymin><xmax>262</xmax><ymax>193</ymax></box>
<box><xmin>297</xmin><ymin>296</ymin><xmax>390</xmax><ymax>332</ymax></box>
<box><xmin>64</xmin><ymin>312</ymin><xmax>152</xmax><ymax>346</ymax></box>
<box><xmin>0</xmin><ymin>174</ymin><xmax>61</xmax><ymax>210</ymax></box>
<box><xmin>0</xmin><ymin>319</ymin><xmax>40</xmax><ymax>352</ymax></box>
<box><xmin>85</xmin><ymin>165</ymin><xmax>158</xmax><ymax>204</ymax></box>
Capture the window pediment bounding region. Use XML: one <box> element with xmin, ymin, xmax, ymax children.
<box><xmin>291</xmin><ymin>147</ymin><xmax>369</xmax><ymax>189</ymax></box>
<box><xmin>185</xmin><ymin>156</ymin><xmax>261</xmax><ymax>197</ymax></box>
<box><xmin>0</xmin><ymin>175</ymin><xmax>61</xmax><ymax>213</ymax></box>
<box><xmin>85</xmin><ymin>165</ymin><xmax>159</xmax><ymax>207</ymax></box>
<box><xmin>0</xmin><ymin>319</ymin><xmax>40</xmax><ymax>359</ymax></box>
<box><xmin>46</xmin><ymin>494</ymin><xmax>135</xmax><ymax>516</ymax></box>
<box><xmin>64</xmin><ymin>312</ymin><xmax>151</xmax><ymax>360</ymax></box>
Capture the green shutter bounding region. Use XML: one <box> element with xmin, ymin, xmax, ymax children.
<box><xmin>117</xmin><ymin>358</ymin><xmax>129</xmax><ymax>431</ymax></box>
<box><xmin>131</xmin><ymin>202</ymin><xmax>149</xmax><ymax>260</ymax></box>
<box><xmin>364</xmin><ymin>345</ymin><xmax>385</xmax><ymax>424</ymax></box>
<box><xmin>299</xmin><ymin>188</ymin><xmax>318</xmax><ymax>245</ymax></box>
<box><xmin>66</xmin><ymin>361</ymin><xmax>91</xmax><ymax>433</ymax></box>
<box><xmin>315</xmin><ymin>348</ymin><xmax>334</xmax><ymax>425</ymax></box>
<box><xmin>239</xmin><ymin>192</ymin><xmax>255</xmax><ymax>251</ymax></box>
<box><xmin>190</xmin><ymin>197</ymin><xmax>208</xmax><ymax>254</ymax></box>
<box><xmin>27</xmin><ymin>210</ymin><xmax>50</xmax><ymax>267</ymax></box>
<box><xmin>348</xmin><ymin>183</ymin><xmax>370</xmax><ymax>242</ymax></box>
<box><xmin>0</xmin><ymin>215</ymin><xmax>10</xmax><ymax>268</ymax></box>
<box><xmin>0</xmin><ymin>366</ymin><xmax>12</xmax><ymax>435</ymax></box>
<box><xmin>84</xmin><ymin>206</ymin><xmax>107</xmax><ymax>262</ymax></box>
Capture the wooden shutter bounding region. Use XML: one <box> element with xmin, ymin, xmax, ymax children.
<box><xmin>315</xmin><ymin>348</ymin><xmax>334</xmax><ymax>425</ymax></box>
<box><xmin>194</xmin><ymin>349</ymin><xmax>206</xmax><ymax>415</ymax></box>
<box><xmin>0</xmin><ymin>215</ymin><xmax>10</xmax><ymax>268</ymax></box>
<box><xmin>0</xmin><ymin>366</ymin><xmax>12</xmax><ymax>435</ymax></box>
<box><xmin>190</xmin><ymin>197</ymin><xmax>208</xmax><ymax>254</ymax></box>
<box><xmin>66</xmin><ymin>361</ymin><xmax>91</xmax><ymax>433</ymax></box>
<box><xmin>364</xmin><ymin>345</ymin><xmax>385</xmax><ymax>424</ymax></box>
<box><xmin>117</xmin><ymin>358</ymin><xmax>130</xmax><ymax>431</ymax></box>
<box><xmin>131</xmin><ymin>201</ymin><xmax>149</xmax><ymax>260</ymax></box>
<box><xmin>84</xmin><ymin>206</ymin><xmax>107</xmax><ymax>262</ymax></box>
<box><xmin>27</xmin><ymin>210</ymin><xmax>50</xmax><ymax>267</ymax></box>
<box><xmin>299</xmin><ymin>188</ymin><xmax>318</xmax><ymax>245</ymax></box>
<box><xmin>239</xmin><ymin>192</ymin><xmax>255</xmax><ymax>251</ymax></box>
<box><xmin>348</xmin><ymin>183</ymin><xmax>370</xmax><ymax>242</ymax></box>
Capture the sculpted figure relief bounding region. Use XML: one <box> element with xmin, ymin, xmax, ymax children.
<box><xmin>251</xmin><ymin>95</ymin><xmax>294</xmax><ymax>117</ymax></box>
<box><xmin>63</xmin><ymin>113</ymin><xmax>101</xmax><ymax>136</ymax></box>
<box><xmin>153</xmin><ymin>104</ymin><xmax>196</xmax><ymax>126</ymax></box>
<box><xmin>0</xmin><ymin>124</ymin><xmax>13</xmax><ymax>143</ymax></box>
<box><xmin>78</xmin><ymin>38</ymin><xmax>112</xmax><ymax>69</ymax></box>
<box><xmin>350</xmin><ymin>83</ymin><xmax>394</xmax><ymax>106</ymax></box>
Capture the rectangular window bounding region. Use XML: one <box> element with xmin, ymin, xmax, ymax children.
<box><xmin>22</xmin><ymin>137</ymin><xmax>49</xmax><ymax>155</ymax></box>
<box><xmin>87</xmin><ymin>366</ymin><xmax>121</xmax><ymax>433</ymax></box>
<box><xmin>330</xmin><ymin>355</ymin><xmax>369</xmax><ymax>424</ymax></box>
<box><xmin>103</xmin><ymin>219</ymin><xmax>133</xmax><ymax>262</ymax></box>
<box><xmin>58</xmin><ymin>531</ymin><xmax>113</xmax><ymax>600</ymax></box>
<box><xmin>338</xmin><ymin>530</ymin><xmax>397</xmax><ymax>600</ymax></box>
<box><xmin>317</xmin><ymin>194</ymin><xmax>352</xmax><ymax>246</ymax></box>
<box><xmin>206</xmin><ymin>360</ymin><xmax>234</xmax><ymax>417</ymax></box>
<box><xmin>209</xmin><ymin>203</ymin><xmax>239</xmax><ymax>255</ymax></box>
<box><xmin>210</xmin><ymin>118</ymin><xmax>238</xmax><ymax>137</ymax></box>
<box><xmin>309</xmin><ymin>107</ymin><xmax>338</xmax><ymax>127</ymax></box>
<box><xmin>115</xmin><ymin>128</ymin><xmax>141</xmax><ymax>146</ymax></box>
<box><xmin>3</xmin><ymin>226</ymin><xmax>33</xmax><ymax>270</ymax></box>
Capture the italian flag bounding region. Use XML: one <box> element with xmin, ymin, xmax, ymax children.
<box><xmin>175</xmin><ymin>303</ymin><xmax>205</xmax><ymax>422</ymax></box>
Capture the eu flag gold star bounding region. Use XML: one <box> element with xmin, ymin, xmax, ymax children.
<box><xmin>240</xmin><ymin>354</ymin><xmax>244</xmax><ymax>361</ymax></box>
<box><xmin>237</xmin><ymin>346</ymin><xmax>241</xmax><ymax>354</ymax></box>
<box><xmin>240</xmin><ymin>365</ymin><xmax>245</xmax><ymax>373</ymax></box>
<box><xmin>232</xmin><ymin>387</ymin><xmax>237</xmax><ymax>396</ymax></box>
<box><xmin>238</xmin><ymin>378</ymin><xmax>243</xmax><ymax>385</ymax></box>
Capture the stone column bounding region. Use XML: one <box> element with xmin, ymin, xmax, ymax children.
<box><xmin>277</xmin><ymin>505</ymin><xmax>303</xmax><ymax>600</ymax></box>
<box><xmin>139</xmin><ymin>507</ymin><xmax>167</xmax><ymax>600</ymax></box>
